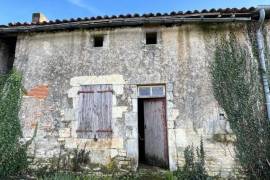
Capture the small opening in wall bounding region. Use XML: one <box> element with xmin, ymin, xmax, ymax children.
<box><xmin>93</xmin><ymin>35</ymin><xmax>104</xmax><ymax>47</ymax></box>
<box><xmin>146</xmin><ymin>32</ymin><xmax>157</xmax><ymax>44</ymax></box>
<box><xmin>219</xmin><ymin>113</ymin><xmax>225</xmax><ymax>117</ymax></box>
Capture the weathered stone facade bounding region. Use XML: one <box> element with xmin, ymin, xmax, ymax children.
<box><xmin>0</xmin><ymin>18</ymin><xmax>269</xmax><ymax>177</ymax></box>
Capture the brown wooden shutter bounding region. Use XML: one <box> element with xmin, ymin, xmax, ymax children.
<box><xmin>77</xmin><ymin>85</ymin><xmax>112</xmax><ymax>139</ymax></box>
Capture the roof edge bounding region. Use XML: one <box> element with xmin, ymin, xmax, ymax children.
<box><xmin>0</xmin><ymin>6</ymin><xmax>269</xmax><ymax>35</ymax></box>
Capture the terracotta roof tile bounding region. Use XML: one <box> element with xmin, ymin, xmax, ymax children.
<box><xmin>9</xmin><ymin>7</ymin><xmax>259</xmax><ymax>27</ymax></box>
<box><xmin>0</xmin><ymin>6</ymin><xmax>264</xmax><ymax>34</ymax></box>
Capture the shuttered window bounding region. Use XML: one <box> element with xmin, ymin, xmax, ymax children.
<box><xmin>77</xmin><ymin>85</ymin><xmax>112</xmax><ymax>139</ymax></box>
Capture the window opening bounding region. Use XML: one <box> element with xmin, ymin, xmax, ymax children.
<box><xmin>146</xmin><ymin>32</ymin><xmax>157</xmax><ymax>44</ymax></box>
<box><xmin>138</xmin><ymin>85</ymin><xmax>165</xmax><ymax>98</ymax></box>
<box><xmin>93</xmin><ymin>35</ymin><xmax>104</xmax><ymax>47</ymax></box>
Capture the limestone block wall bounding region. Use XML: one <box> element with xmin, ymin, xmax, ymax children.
<box><xmin>13</xmin><ymin>21</ymin><xmax>270</xmax><ymax>176</ymax></box>
<box><xmin>65</xmin><ymin>74</ymin><xmax>133</xmax><ymax>168</ymax></box>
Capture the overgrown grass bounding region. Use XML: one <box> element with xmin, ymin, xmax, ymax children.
<box><xmin>37</xmin><ymin>139</ymin><xmax>210</xmax><ymax>180</ymax></box>
<box><xmin>38</xmin><ymin>172</ymin><xmax>172</xmax><ymax>180</ymax></box>
<box><xmin>38</xmin><ymin>171</ymin><xmax>164</xmax><ymax>180</ymax></box>
<box><xmin>38</xmin><ymin>172</ymin><xmax>98</xmax><ymax>180</ymax></box>
<box><xmin>38</xmin><ymin>170</ymin><xmax>213</xmax><ymax>180</ymax></box>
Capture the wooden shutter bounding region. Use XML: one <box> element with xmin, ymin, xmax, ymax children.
<box><xmin>77</xmin><ymin>85</ymin><xmax>112</xmax><ymax>139</ymax></box>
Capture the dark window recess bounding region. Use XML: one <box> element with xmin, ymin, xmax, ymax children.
<box><xmin>0</xmin><ymin>37</ymin><xmax>17</xmax><ymax>74</ymax></box>
<box><xmin>93</xmin><ymin>35</ymin><xmax>104</xmax><ymax>47</ymax></box>
<box><xmin>77</xmin><ymin>84</ymin><xmax>112</xmax><ymax>139</ymax></box>
<box><xmin>146</xmin><ymin>32</ymin><xmax>157</xmax><ymax>44</ymax></box>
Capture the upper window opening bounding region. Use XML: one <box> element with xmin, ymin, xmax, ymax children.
<box><xmin>93</xmin><ymin>35</ymin><xmax>104</xmax><ymax>47</ymax></box>
<box><xmin>146</xmin><ymin>32</ymin><xmax>157</xmax><ymax>44</ymax></box>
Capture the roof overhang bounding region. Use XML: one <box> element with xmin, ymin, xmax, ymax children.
<box><xmin>0</xmin><ymin>6</ymin><xmax>269</xmax><ymax>36</ymax></box>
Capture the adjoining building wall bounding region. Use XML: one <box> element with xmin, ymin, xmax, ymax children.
<box><xmin>13</xmin><ymin>21</ymin><xmax>270</xmax><ymax>177</ymax></box>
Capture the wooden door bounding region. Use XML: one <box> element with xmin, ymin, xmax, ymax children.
<box><xmin>143</xmin><ymin>98</ymin><xmax>168</xmax><ymax>168</ymax></box>
<box><xmin>77</xmin><ymin>85</ymin><xmax>112</xmax><ymax>139</ymax></box>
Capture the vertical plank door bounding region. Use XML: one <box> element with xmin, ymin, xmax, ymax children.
<box><xmin>77</xmin><ymin>84</ymin><xmax>112</xmax><ymax>139</ymax></box>
<box><xmin>143</xmin><ymin>98</ymin><xmax>168</xmax><ymax>168</ymax></box>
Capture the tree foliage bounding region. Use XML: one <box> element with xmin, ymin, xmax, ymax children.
<box><xmin>211</xmin><ymin>33</ymin><xmax>270</xmax><ymax>178</ymax></box>
<box><xmin>0</xmin><ymin>70</ymin><xmax>28</xmax><ymax>177</ymax></box>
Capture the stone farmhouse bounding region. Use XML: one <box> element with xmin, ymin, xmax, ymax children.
<box><xmin>0</xmin><ymin>6</ymin><xmax>270</xmax><ymax>177</ymax></box>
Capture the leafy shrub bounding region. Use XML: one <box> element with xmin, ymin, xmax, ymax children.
<box><xmin>0</xmin><ymin>70</ymin><xmax>28</xmax><ymax>177</ymax></box>
<box><xmin>174</xmin><ymin>138</ymin><xmax>208</xmax><ymax>180</ymax></box>
<box><xmin>72</xmin><ymin>145</ymin><xmax>91</xmax><ymax>172</ymax></box>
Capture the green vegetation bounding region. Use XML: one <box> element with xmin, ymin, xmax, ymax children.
<box><xmin>0</xmin><ymin>70</ymin><xmax>28</xmax><ymax>177</ymax></box>
<box><xmin>38</xmin><ymin>172</ymin><xmax>157</xmax><ymax>180</ymax></box>
<box><xmin>174</xmin><ymin>138</ymin><xmax>208</xmax><ymax>180</ymax></box>
<box><xmin>211</xmin><ymin>33</ymin><xmax>270</xmax><ymax>178</ymax></box>
<box><xmin>37</xmin><ymin>140</ymin><xmax>209</xmax><ymax>180</ymax></box>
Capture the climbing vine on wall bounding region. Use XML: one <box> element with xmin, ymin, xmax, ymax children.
<box><xmin>0</xmin><ymin>70</ymin><xmax>28</xmax><ymax>177</ymax></box>
<box><xmin>211</xmin><ymin>33</ymin><xmax>270</xmax><ymax>178</ymax></box>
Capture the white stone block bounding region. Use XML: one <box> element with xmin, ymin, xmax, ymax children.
<box><xmin>71</xmin><ymin>120</ymin><xmax>78</xmax><ymax>138</ymax></box>
<box><xmin>111</xmin><ymin>149</ymin><xmax>118</xmax><ymax>158</ymax></box>
<box><xmin>70</xmin><ymin>74</ymin><xmax>125</xmax><ymax>86</ymax></box>
<box><xmin>167</xmin><ymin>129</ymin><xmax>178</xmax><ymax>171</ymax></box>
<box><xmin>132</xmin><ymin>98</ymin><xmax>137</xmax><ymax>112</ymax></box>
<box><xmin>168</xmin><ymin>108</ymin><xmax>179</xmax><ymax>121</ymax></box>
<box><xmin>112</xmin><ymin>95</ymin><xmax>117</xmax><ymax>106</ymax></box>
<box><xmin>125</xmin><ymin>112</ymin><xmax>137</xmax><ymax>126</ymax></box>
<box><xmin>167</xmin><ymin>91</ymin><xmax>173</xmax><ymax>101</ymax></box>
<box><xmin>167</xmin><ymin>82</ymin><xmax>174</xmax><ymax>92</ymax></box>
<box><xmin>125</xmin><ymin>139</ymin><xmax>138</xmax><ymax>158</ymax></box>
<box><xmin>111</xmin><ymin>138</ymin><xmax>124</xmax><ymax>149</ymax></box>
<box><xmin>59</xmin><ymin>128</ymin><xmax>71</xmax><ymax>138</ymax></box>
<box><xmin>113</xmin><ymin>84</ymin><xmax>124</xmax><ymax>95</ymax></box>
<box><xmin>112</xmin><ymin>106</ymin><xmax>128</xmax><ymax>118</ymax></box>
<box><xmin>72</xmin><ymin>97</ymin><xmax>79</xmax><ymax>110</ymax></box>
<box><xmin>126</xmin><ymin>126</ymin><xmax>137</xmax><ymax>139</ymax></box>
<box><xmin>130</xmin><ymin>85</ymin><xmax>137</xmax><ymax>98</ymax></box>
<box><xmin>62</xmin><ymin>109</ymin><xmax>75</xmax><ymax>122</ymax></box>
<box><xmin>167</xmin><ymin>101</ymin><xmax>174</xmax><ymax>109</ymax></box>
<box><xmin>118</xmin><ymin>149</ymin><xmax>127</xmax><ymax>157</ymax></box>
<box><xmin>119</xmin><ymin>161</ymin><xmax>129</xmax><ymax>165</ymax></box>
<box><xmin>175</xmin><ymin>128</ymin><xmax>188</xmax><ymax>147</ymax></box>
<box><xmin>68</xmin><ymin>87</ymin><xmax>80</xmax><ymax>98</ymax></box>
<box><xmin>167</xmin><ymin>120</ymin><xmax>175</xmax><ymax>129</ymax></box>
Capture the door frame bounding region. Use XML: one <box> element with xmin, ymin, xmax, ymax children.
<box><xmin>137</xmin><ymin>96</ymin><xmax>169</xmax><ymax>168</ymax></box>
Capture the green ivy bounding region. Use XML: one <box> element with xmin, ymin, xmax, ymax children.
<box><xmin>211</xmin><ymin>33</ymin><xmax>270</xmax><ymax>178</ymax></box>
<box><xmin>0</xmin><ymin>70</ymin><xmax>28</xmax><ymax>177</ymax></box>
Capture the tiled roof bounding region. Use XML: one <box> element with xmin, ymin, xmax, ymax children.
<box><xmin>3</xmin><ymin>7</ymin><xmax>258</xmax><ymax>27</ymax></box>
<box><xmin>0</xmin><ymin>7</ymin><xmax>266</xmax><ymax>34</ymax></box>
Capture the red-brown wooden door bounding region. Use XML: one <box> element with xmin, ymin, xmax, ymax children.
<box><xmin>143</xmin><ymin>98</ymin><xmax>168</xmax><ymax>168</ymax></box>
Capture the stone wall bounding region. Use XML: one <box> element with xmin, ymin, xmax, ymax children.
<box><xmin>13</xmin><ymin>20</ymin><xmax>270</xmax><ymax>177</ymax></box>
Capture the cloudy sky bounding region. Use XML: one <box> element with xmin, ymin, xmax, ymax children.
<box><xmin>0</xmin><ymin>0</ymin><xmax>268</xmax><ymax>24</ymax></box>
